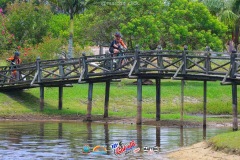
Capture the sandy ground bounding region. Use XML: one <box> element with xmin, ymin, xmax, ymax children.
<box><xmin>166</xmin><ymin>141</ymin><xmax>240</xmax><ymax>160</ymax></box>
<box><xmin>0</xmin><ymin>114</ymin><xmax>239</xmax><ymax>159</ymax></box>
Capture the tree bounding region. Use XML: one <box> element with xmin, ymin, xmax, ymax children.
<box><xmin>0</xmin><ymin>7</ymin><xmax>16</xmax><ymax>50</ymax></box>
<box><xmin>0</xmin><ymin>0</ymin><xmax>13</xmax><ymax>12</ymax></box>
<box><xmin>202</xmin><ymin>0</ymin><xmax>240</xmax><ymax>50</ymax></box>
<box><xmin>5</xmin><ymin>1</ymin><xmax>52</xmax><ymax>47</ymax></box>
<box><xmin>48</xmin><ymin>0</ymin><xmax>101</xmax><ymax>58</ymax></box>
<box><xmin>160</xmin><ymin>0</ymin><xmax>227</xmax><ymax>51</ymax></box>
<box><xmin>48</xmin><ymin>14</ymin><xmax>70</xmax><ymax>39</ymax></box>
<box><xmin>75</xmin><ymin>0</ymin><xmax>227</xmax><ymax>51</ymax></box>
<box><xmin>75</xmin><ymin>0</ymin><xmax>164</xmax><ymax>50</ymax></box>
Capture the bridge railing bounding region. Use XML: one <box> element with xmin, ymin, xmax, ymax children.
<box><xmin>31</xmin><ymin>58</ymin><xmax>83</xmax><ymax>85</ymax></box>
<box><xmin>0</xmin><ymin>61</ymin><xmax>37</xmax><ymax>87</ymax></box>
<box><xmin>132</xmin><ymin>47</ymin><xmax>232</xmax><ymax>81</ymax></box>
<box><xmin>79</xmin><ymin>51</ymin><xmax>135</xmax><ymax>82</ymax></box>
<box><xmin>1</xmin><ymin>47</ymin><xmax>240</xmax><ymax>88</ymax></box>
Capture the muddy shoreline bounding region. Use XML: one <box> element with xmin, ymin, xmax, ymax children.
<box><xmin>0</xmin><ymin>114</ymin><xmax>232</xmax><ymax>127</ymax></box>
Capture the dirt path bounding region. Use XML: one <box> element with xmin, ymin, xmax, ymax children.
<box><xmin>166</xmin><ymin>141</ymin><xmax>240</xmax><ymax>160</ymax></box>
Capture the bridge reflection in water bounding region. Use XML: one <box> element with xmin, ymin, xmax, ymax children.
<box><xmin>0</xmin><ymin>121</ymin><xmax>231</xmax><ymax>159</ymax></box>
<box><xmin>0</xmin><ymin>46</ymin><xmax>239</xmax><ymax>130</ymax></box>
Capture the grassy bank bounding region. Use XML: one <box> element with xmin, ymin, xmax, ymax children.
<box><xmin>209</xmin><ymin>131</ymin><xmax>240</xmax><ymax>155</ymax></box>
<box><xmin>0</xmin><ymin>79</ymin><xmax>238</xmax><ymax>121</ymax></box>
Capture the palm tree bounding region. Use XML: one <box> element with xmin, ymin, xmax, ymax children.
<box><xmin>48</xmin><ymin>0</ymin><xmax>100</xmax><ymax>58</ymax></box>
<box><xmin>202</xmin><ymin>0</ymin><xmax>240</xmax><ymax>51</ymax></box>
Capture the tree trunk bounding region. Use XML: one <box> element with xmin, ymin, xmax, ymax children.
<box><xmin>68</xmin><ymin>12</ymin><xmax>74</xmax><ymax>59</ymax></box>
<box><xmin>234</xmin><ymin>24</ymin><xmax>239</xmax><ymax>50</ymax></box>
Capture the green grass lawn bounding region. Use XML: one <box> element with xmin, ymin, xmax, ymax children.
<box><xmin>0</xmin><ymin>79</ymin><xmax>238</xmax><ymax>120</ymax></box>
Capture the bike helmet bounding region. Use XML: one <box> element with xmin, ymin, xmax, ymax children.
<box><xmin>115</xmin><ymin>32</ymin><xmax>121</xmax><ymax>37</ymax></box>
<box><xmin>14</xmin><ymin>51</ymin><xmax>20</xmax><ymax>56</ymax></box>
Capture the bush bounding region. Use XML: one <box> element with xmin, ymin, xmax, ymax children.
<box><xmin>20</xmin><ymin>36</ymin><xmax>63</xmax><ymax>63</ymax></box>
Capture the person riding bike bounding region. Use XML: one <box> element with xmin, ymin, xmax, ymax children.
<box><xmin>6</xmin><ymin>51</ymin><xmax>22</xmax><ymax>81</ymax></box>
<box><xmin>109</xmin><ymin>32</ymin><xmax>127</xmax><ymax>57</ymax></box>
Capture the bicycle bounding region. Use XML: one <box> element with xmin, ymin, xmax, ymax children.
<box><xmin>6</xmin><ymin>60</ymin><xmax>26</xmax><ymax>83</ymax></box>
<box><xmin>111</xmin><ymin>45</ymin><xmax>130</xmax><ymax>70</ymax></box>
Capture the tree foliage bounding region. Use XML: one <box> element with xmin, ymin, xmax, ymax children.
<box><xmin>161</xmin><ymin>0</ymin><xmax>227</xmax><ymax>50</ymax></box>
<box><xmin>48</xmin><ymin>0</ymin><xmax>102</xmax><ymax>58</ymax></box>
<box><xmin>0</xmin><ymin>8</ymin><xmax>16</xmax><ymax>50</ymax></box>
<box><xmin>5</xmin><ymin>1</ymin><xmax>52</xmax><ymax>46</ymax></box>
<box><xmin>75</xmin><ymin>0</ymin><xmax>227</xmax><ymax>51</ymax></box>
<box><xmin>48</xmin><ymin>14</ymin><xmax>70</xmax><ymax>39</ymax></box>
<box><xmin>202</xmin><ymin>0</ymin><xmax>240</xmax><ymax>48</ymax></box>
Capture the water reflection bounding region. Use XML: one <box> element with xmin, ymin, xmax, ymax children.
<box><xmin>156</xmin><ymin>126</ymin><xmax>160</xmax><ymax>147</ymax></box>
<box><xmin>0</xmin><ymin>121</ymin><xmax>231</xmax><ymax>159</ymax></box>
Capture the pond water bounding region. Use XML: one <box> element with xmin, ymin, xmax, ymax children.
<box><xmin>0</xmin><ymin>121</ymin><xmax>231</xmax><ymax>160</ymax></box>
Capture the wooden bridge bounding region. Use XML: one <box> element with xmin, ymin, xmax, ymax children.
<box><xmin>1</xmin><ymin>46</ymin><xmax>240</xmax><ymax>130</ymax></box>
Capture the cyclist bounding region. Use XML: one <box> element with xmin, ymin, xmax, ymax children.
<box><xmin>109</xmin><ymin>32</ymin><xmax>127</xmax><ymax>57</ymax></box>
<box><xmin>6</xmin><ymin>51</ymin><xmax>22</xmax><ymax>80</ymax></box>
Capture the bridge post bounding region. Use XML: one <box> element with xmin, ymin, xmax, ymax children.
<box><xmin>136</xmin><ymin>125</ymin><xmax>142</xmax><ymax>150</ymax></box>
<box><xmin>135</xmin><ymin>45</ymin><xmax>140</xmax><ymax>74</ymax></box>
<box><xmin>58</xmin><ymin>58</ymin><xmax>64</xmax><ymax>79</ymax></box>
<box><xmin>180</xmin><ymin>46</ymin><xmax>187</xmax><ymax>123</ymax></box>
<box><xmin>203</xmin><ymin>81</ymin><xmax>207</xmax><ymax>128</ymax></box>
<box><xmin>182</xmin><ymin>45</ymin><xmax>187</xmax><ymax>74</ymax></box>
<box><xmin>58</xmin><ymin>86</ymin><xmax>63</xmax><ymax>110</ymax></box>
<box><xmin>37</xmin><ymin>57</ymin><xmax>44</xmax><ymax>111</ymax></box>
<box><xmin>82</xmin><ymin>53</ymin><xmax>88</xmax><ymax>79</ymax></box>
<box><xmin>230</xmin><ymin>53</ymin><xmax>238</xmax><ymax>131</ymax></box>
<box><xmin>86</xmin><ymin>82</ymin><xmax>93</xmax><ymax>121</ymax></box>
<box><xmin>156</xmin><ymin>126</ymin><xmax>161</xmax><ymax>148</ymax></box>
<box><xmin>40</xmin><ymin>85</ymin><xmax>44</xmax><ymax>111</ymax></box>
<box><xmin>137</xmin><ymin>78</ymin><xmax>142</xmax><ymax>124</ymax></box>
<box><xmin>104</xmin><ymin>81</ymin><xmax>110</xmax><ymax>118</ymax></box>
<box><xmin>58</xmin><ymin>57</ymin><xmax>64</xmax><ymax>110</ymax></box>
<box><xmin>58</xmin><ymin>123</ymin><xmax>63</xmax><ymax>139</ymax></box>
<box><xmin>205</xmin><ymin>46</ymin><xmax>211</xmax><ymax>74</ymax></box>
<box><xmin>36</xmin><ymin>57</ymin><xmax>42</xmax><ymax>83</ymax></box>
<box><xmin>157</xmin><ymin>45</ymin><xmax>164</xmax><ymax>73</ymax></box>
<box><xmin>232</xmin><ymin>83</ymin><xmax>238</xmax><ymax>131</ymax></box>
<box><xmin>156</xmin><ymin>79</ymin><xmax>161</xmax><ymax>121</ymax></box>
<box><xmin>104</xmin><ymin>123</ymin><xmax>110</xmax><ymax>155</ymax></box>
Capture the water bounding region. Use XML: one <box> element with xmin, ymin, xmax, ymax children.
<box><xmin>0</xmin><ymin>121</ymin><xmax>231</xmax><ymax>160</ymax></box>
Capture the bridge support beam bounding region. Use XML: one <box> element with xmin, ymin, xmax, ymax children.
<box><xmin>232</xmin><ymin>83</ymin><xmax>238</xmax><ymax>131</ymax></box>
<box><xmin>136</xmin><ymin>125</ymin><xmax>142</xmax><ymax>150</ymax></box>
<box><xmin>181</xmin><ymin>80</ymin><xmax>184</xmax><ymax>123</ymax></box>
<box><xmin>86</xmin><ymin>83</ymin><xmax>93</xmax><ymax>121</ymax></box>
<box><xmin>104</xmin><ymin>123</ymin><xmax>110</xmax><ymax>155</ymax></box>
<box><xmin>58</xmin><ymin>86</ymin><xmax>63</xmax><ymax>110</ymax></box>
<box><xmin>156</xmin><ymin>79</ymin><xmax>161</xmax><ymax>121</ymax></box>
<box><xmin>40</xmin><ymin>86</ymin><xmax>44</xmax><ymax>111</ymax></box>
<box><xmin>137</xmin><ymin>79</ymin><xmax>142</xmax><ymax>124</ymax></box>
<box><xmin>58</xmin><ymin>123</ymin><xmax>63</xmax><ymax>139</ymax></box>
<box><xmin>156</xmin><ymin>126</ymin><xmax>160</xmax><ymax>147</ymax></box>
<box><xmin>203</xmin><ymin>81</ymin><xmax>207</xmax><ymax>129</ymax></box>
<box><xmin>104</xmin><ymin>81</ymin><xmax>110</xmax><ymax>118</ymax></box>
